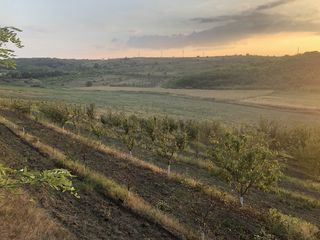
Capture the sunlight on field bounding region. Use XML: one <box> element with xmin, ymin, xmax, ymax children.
<box><xmin>242</xmin><ymin>91</ymin><xmax>320</xmax><ymax>111</ymax></box>
<box><xmin>77</xmin><ymin>86</ymin><xmax>274</xmax><ymax>101</ymax></box>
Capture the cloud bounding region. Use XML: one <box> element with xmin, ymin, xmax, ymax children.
<box><xmin>254</xmin><ymin>0</ymin><xmax>295</xmax><ymax>11</ymax></box>
<box><xmin>127</xmin><ymin>0</ymin><xmax>319</xmax><ymax>49</ymax></box>
<box><xmin>192</xmin><ymin>0</ymin><xmax>296</xmax><ymax>23</ymax></box>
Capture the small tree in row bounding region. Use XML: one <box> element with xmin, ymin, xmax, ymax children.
<box><xmin>151</xmin><ymin>117</ymin><xmax>188</xmax><ymax>175</ymax></box>
<box><xmin>210</xmin><ymin>129</ymin><xmax>282</xmax><ymax>207</ymax></box>
<box><xmin>39</xmin><ymin>103</ymin><xmax>71</xmax><ymax>129</ymax></box>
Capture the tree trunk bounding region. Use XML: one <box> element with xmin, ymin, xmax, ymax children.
<box><xmin>129</xmin><ymin>150</ymin><xmax>132</xmax><ymax>155</ymax></box>
<box><xmin>201</xmin><ymin>231</ymin><xmax>205</xmax><ymax>240</ymax></box>
<box><xmin>167</xmin><ymin>163</ymin><xmax>171</xmax><ymax>175</ymax></box>
<box><xmin>240</xmin><ymin>196</ymin><xmax>244</xmax><ymax>207</ymax></box>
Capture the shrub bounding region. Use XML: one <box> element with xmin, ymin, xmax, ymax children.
<box><xmin>85</xmin><ymin>81</ymin><xmax>93</xmax><ymax>87</ymax></box>
<box><xmin>39</xmin><ymin>103</ymin><xmax>71</xmax><ymax>128</ymax></box>
<box><xmin>10</xmin><ymin>100</ymin><xmax>32</xmax><ymax>114</ymax></box>
<box><xmin>292</xmin><ymin>128</ymin><xmax>320</xmax><ymax>180</ymax></box>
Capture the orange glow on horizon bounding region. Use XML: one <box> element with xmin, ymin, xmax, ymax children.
<box><xmin>50</xmin><ymin>32</ymin><xmax>320</xmax><ymax>59</ymax></box>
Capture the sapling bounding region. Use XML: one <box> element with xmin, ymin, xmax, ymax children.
<box><xmin>39</xmin><ymin>103</ymin><xmax>71</xmax><ymax>129</ymax></box>
<box><xmin>86</xmin><ymin>103</ymin><xmax>96</xmax><ymax>121</ymax></box>
<box><xmin>119</xmin><ymin>115</ymin><xmax>140</xmax><ymax>155</ymax></box>
<box><xmin>192</xmin><ymin>194</ymin><xmax>216</xmax><ymax>240</ymax></box>
<box><xmin>141</xmin><ymin>116</ymin><xmax>158</xmax><ymax>150</ymax></box>
<box><xmin>69</xmin><ymin>105</ymin><xmax>85</xmax><ymax>133</ymax></box>
<box><xmin>90</xmin><ymin>122</ymin><xmax>105</xmax><ymax>144</ymax></box>
<box><xmin>174</xmin><ymin>126</ymin><xmax>188</xmax><ymax>153</ymax></box>
<box><xmin>210</xmin><ymin>129</ymin><xmax>281</xmax><ymax>207</ymax></box>
<box><xmin>153</xmin><ymin>129</ymin><xmax>179</xmax><ymax>175</ymax></box>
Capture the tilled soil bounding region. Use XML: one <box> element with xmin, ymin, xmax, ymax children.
<box><xmin>0</xmin><ymin>108</ymin><xmax>269</xmax><ymax>239</ymax></box>
<box><xmin>0</xmin><ymin>124</ymin><xmax>177</xmax><ymax>240</ymax></box>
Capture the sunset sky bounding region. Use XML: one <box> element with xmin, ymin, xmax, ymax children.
<box><xmin>1</xmin><ymin>0</ymin><xmax>320</xmax><ymax>59</ymax></box>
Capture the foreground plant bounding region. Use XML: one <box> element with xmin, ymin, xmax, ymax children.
<box><xmin>210</xmin><ymin>128</ymin><xmax>282</xmax><ymax>206</ymax></box>
<box><xmin>0</xmin><ymin>26</ymin><xmax>23</xmax><ymax>68</ymax></box>
<box><xmin>0</xmin><ymin>164</ymin><xmax>78</xmax><ymax>197</ymax></box>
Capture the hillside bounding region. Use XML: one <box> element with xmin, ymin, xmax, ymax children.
<box><xmin>0</xmin><ymin>99</ymin><xmax>319</xmax><ymax>239</ymax></box>
<box><xmin>1</xmin><ymin>52</ymin><xmax>320</xmax><ymax>90</ymax></box>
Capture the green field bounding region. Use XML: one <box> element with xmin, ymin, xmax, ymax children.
<box><xmin>1</xmin><ymin>85</ymin><xmax>320</xmax><ymax>126</ymax></box>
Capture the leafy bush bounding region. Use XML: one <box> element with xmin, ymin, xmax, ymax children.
<box><xmin>292</xmin><ymin>129</ymin><xmax>320</xmax><ymax>180</ymax></box>
<box><xmin>10</xmin><ymin>100</ymin><xmax>32</xmax><ymax>114</ymax></box>
<box><xmin>39</xmin><ymin>103</ymin><xmax>71</xmax><ymax>127</ymax></box>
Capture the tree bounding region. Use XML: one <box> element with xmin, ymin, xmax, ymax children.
<box><xmin>0</xmin><ymin>164</ymin><xmax>78</xmax><ymax>197</ymax></box>
<box><xmin>210</xmin><ymin>129</ymin><xmax>281</xmax><ymax>206</ymax></box>
<box><xmin>39</xmin><ymin>103</ymin><xmax>71</xmax><ymax>129</ymax></box>
<box><xmin>0</xmin><ymin>27</ymin><xmax>23</xmax><ymax>69</ymax></box>
<box><xmin>140</xmin><ymin>116</ymin><xmax>158</xmax><ymax>150</ymax></box>
<box><xmin>117</xmin><ymin>115</ymin><xmax>140</xmax><ymax>155</ymax></box>
<box><xmin>151</xmin><ymin>117</ymin><xmax>181</xmax><ymax>175</ymax></box>
<box><xmin>86</xmin><ymin>103</ymin><xmax>96</xmax><ymax>120</ymax></box>
<box><xmin>69</xmin><ymin>105</ymin><xmax>85</xmax><ymax>132</ymax></box>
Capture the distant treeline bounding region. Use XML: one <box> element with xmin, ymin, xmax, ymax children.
<box><xmin>1</xmin><ymin>52</ymin><xmax>320</xmax><ymax>89</ymax></box>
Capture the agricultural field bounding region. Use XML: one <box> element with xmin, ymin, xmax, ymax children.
<box><xmin>0</xmin><ymin>98</ymin><xmax>319</xmax><ymax>239</ymax></box>
<box><xmin>1</xmin><ymin>85</ymin><xmax>320</xmax><ymax>126</ymax></box>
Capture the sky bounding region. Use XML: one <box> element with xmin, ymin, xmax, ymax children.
<box><xmin>1</xmin><ymin>0</ymin><xmax>320</xmax><ymax>59</ymax></box>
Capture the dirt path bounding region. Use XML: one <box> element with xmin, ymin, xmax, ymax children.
<box><xmin>0</xmin><ymin>109</ymin><xmax>267</xmax><ymax>239</ymax></box>
<box><xmin>0</xmin><ymin>124</ymin><xmax>177</xmax><ymax>240</ymax></box>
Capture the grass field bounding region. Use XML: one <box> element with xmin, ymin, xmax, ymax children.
<box><xmin>1</xmin><ymin>85</ymin><xmax>320</xmax><ymax>126</ymax></box>
<box><xmin>242</xmin><ymin>90</ymin><xmax>320</xmax><ymax>111</ymax></box>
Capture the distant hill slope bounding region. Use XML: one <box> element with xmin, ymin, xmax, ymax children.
<box><xmin>1</xmin><ymin>52</ymin><xmax>320</xmax><ymax>89</ymax></box>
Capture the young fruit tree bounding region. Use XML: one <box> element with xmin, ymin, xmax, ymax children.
<box><xmin>39</xmin><ymin>103</ymin><xmax>71</xmax><ymax>129</ymax></box>
<box><xmin>140</xmin><ymin>116</ymin><xmax>158</xmax><ymax>150</ymax></box>
<box><xmin>118</xmin><ymin>115</ymin><xmax>140</xmax><ymax>155</ymax></box>
<box><xmin>210</xmin><ymin>129</ymin><xmax>282</xmax><ymax>207</ymax></box>
<box><xmin>152</xmin><ymin>118</ymin><xmax>184</xmax><ymax>175</ymax></box>
<box><xmin>69</xmin><ymin>105</ymin><xmax>85</xmax><ymax>132</ymax></box>
<box><xmin>86</xmin><ymin>103</ymin><xmax>96</xmax><ymax>121</ymax></box>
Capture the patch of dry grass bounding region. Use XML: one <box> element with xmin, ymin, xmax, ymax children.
<box><xmin>0</xmin><ymin>189</ymin><xmax>74</xmax><ymax>240</ymax></box>
<box><xmin>266</xmin><ymin>208</ymin><xmax>319</xmax><ymax>240</ymax></box>
<box><xmin>284</xmin><ymin>176</ymin><xmax>320</xmax><ymax>192</ymax></box>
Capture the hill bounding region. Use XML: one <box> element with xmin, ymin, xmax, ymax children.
<box><xmin>0</xmin><ymin>52</ymin><xmax>320</xmax><ymax>89</ymax></box>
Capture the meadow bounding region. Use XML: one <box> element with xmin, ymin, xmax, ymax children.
<box><xmin>1</xmin><ymin>85</ymin><xmax>320</xmax><ymax>126</ymax></box>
